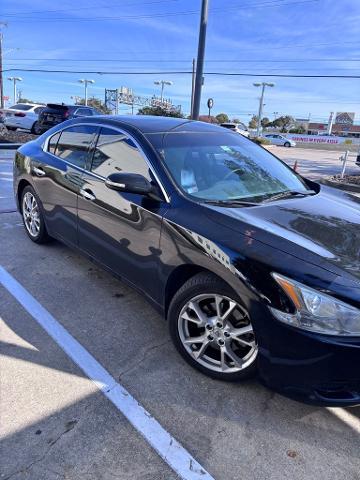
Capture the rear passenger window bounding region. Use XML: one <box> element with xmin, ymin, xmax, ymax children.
<box><xmin>90</xmin><ymin>127</ymin><xmax>151</xmax><ymax>180</ymax></box>
<box><xmin>48</xmin><ymin>132</ymin><xmax>61</xmax><ymax>154</ymax></box>
<box><xmin>55</xmin><ymin>125</ymin><xmax>98</xmax><ymax>169</ymax></box>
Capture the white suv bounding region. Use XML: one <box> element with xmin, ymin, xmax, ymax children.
<box><xmin>2</xmin><ymin>103</ymin><xmax>45</xmax><ymax>134</ymax></box>
<box><xmin>220</xmin><ymin>122</ymin><xmax>249</xmax><ymax>137</ymax></box>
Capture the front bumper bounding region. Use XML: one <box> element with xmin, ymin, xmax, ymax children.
<box><xmin>257</xmin><ymin>313</ymin><xmax>360</xmax><ymax>406</ymax></box>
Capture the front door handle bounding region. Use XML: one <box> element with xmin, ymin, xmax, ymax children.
<box><xmin>33</xmin><ymin>166</ymin><xmax>46</xmax><ymax>177</ymax></box>
<box><xmin>80</xmin><ymin>188</ymin><xmax>96</xmax><ymax>201</ymax></box>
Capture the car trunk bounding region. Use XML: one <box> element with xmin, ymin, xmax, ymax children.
<box><xmin>41</xmin><ymin>104</ymin><xmax>69</xmax><ymax>123</ymax></box>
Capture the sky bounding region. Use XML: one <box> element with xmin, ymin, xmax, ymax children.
<box><xmin>1</xmin><ymin>0</ymin><xmax>360</xmax><ymax>124</ymax></box>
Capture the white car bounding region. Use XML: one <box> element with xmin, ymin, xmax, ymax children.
<box><xmin>2</xmin><ymin>103</ymin><xmax>45</xmax><ymax>134</ymax></box>
<box><xmin>220</xmin><ymin>122</ymin><xmax>250</xmax><ymax>137</ymax></box>
<box><xmin>263</xmin><ymin>134</ymin><xmax>296</xmax><ymax>147</ymax></box>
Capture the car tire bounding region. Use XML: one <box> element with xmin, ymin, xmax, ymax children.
<box><xmin>6</xmin><ymin>126</ymin><xmax>17</xmax><ymax>131</ymax></box>
<box><xmin>284</xmin><ymin>141</ymin><xmax>291</xmax><ymax>147</ymax></box>
<box><xmin>168</xmin><ymin>272</ymin><xmax>258</xmax><ymax>381</ymax></box>
<box><xmin>31</xmin><ymin>121</ymin><xmax>42</xmax><ymax>135</ymax></box>
<box><xmin>21</xmin><ymin>186</ymin><xmax>51</xmax><ymax>244</ymax></box>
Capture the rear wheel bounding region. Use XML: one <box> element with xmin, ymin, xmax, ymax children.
<box><xmin>31</xmin><ymin>121</ymin><xmax>42</xmax><ymax>135</ymax></box>
<box><xmin>6</xmin><ymin>126</ymin><xmax>16</xmax><ymax>131</ymax></box>
<box><xmin>21</xmin><ymin>186</ymin><xmax>51</xmax><ymax>243</ymax></box>
<box><xmin>168</xmin><ymin>273</ymin><xmax>258</xmax><ymax>381</ymax></box>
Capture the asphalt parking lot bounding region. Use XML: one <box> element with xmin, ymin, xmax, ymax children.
<box><xmin>273</xmin><ymin>146</ymin><xmax>359</xmax><ymax>179</ymax></box>
<box><xmin>1</xmin><ymin>148</ymin><xmax>360</xmax><ymax>480</ymax></box>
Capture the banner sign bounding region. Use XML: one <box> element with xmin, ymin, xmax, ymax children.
<box><xmin>286</xmin><ymin>134</ymin><xmax>360</xmax><ymax>146</ymax></box>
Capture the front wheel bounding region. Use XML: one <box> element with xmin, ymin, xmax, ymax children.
<box><xmin>21</xmin><ymin>186</ymin><xmax>51</xmax><ymax>243</ymax></box>
<box><xmin>168</xmin><ymin>273</ymin><xmax>258</xmax><ymax>381</ymax></box>
<box><xmin>284</xmin><ymin>141</ymin><xmax>291</xmax><ymax>147</ymax></box>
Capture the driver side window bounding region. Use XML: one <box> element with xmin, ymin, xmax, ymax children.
<box><xmin>90</xmin><ymin>127</ymin><xmax>151</xmax><ymax>181</ymax></box>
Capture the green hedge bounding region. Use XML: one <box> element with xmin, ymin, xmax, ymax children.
<box><xmin>252</xmin><ymin>137</ymin><xmax>271</xmax><ymax>145</ymax></box>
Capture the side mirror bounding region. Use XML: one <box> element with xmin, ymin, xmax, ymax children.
<box><xmin>105</xmin><ymin>172</ymin><xmax>152</xmax><ymax>195</ymax></box>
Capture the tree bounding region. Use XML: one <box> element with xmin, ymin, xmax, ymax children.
<box><xmin>272</xmin><ymin>115</ymin><xmax>295</xmax><ymax>132</ymax></box>
<box><xmin>289</xmin><ymin>126</ymin><xmax>306</xmax><ymax>134</ymax></box>
<box><xmin>261</xmin><ymin>117</ymin><xmax>270</xmax><ymax>128</ymax></box>
<box><xmin>248</xmin><ymin>115</ymin><xmax>258</xmax><ymax>129</ymax></box>
<box><xmin>199</xmin><ymin>115</ymin><xmax>218</xmax><ymax>123</ymax></box>
<box><xmin>17</xmin><ymin>96</ymin><xmax>40</xmax><ymax>104</ymax></box>
<box><xmin>215</xmin><ymin>113</ymin><xmax>229</xmax><ymax>124</ymax></box>
<box><xmin>232</xmin><ymin>118</ymin><xmax>241</xmax><ymax>123</ymax></box>
<box><xmin>137</xmin><ymin>106</ymin><xmax>184</xmax><ymax>118</ymax></box>
<box><xmin>77</xmin><ymin>96</ymin><xmax>111</xmax><ymax>114</ymax></box>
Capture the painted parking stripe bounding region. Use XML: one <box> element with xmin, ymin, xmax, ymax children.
<box><xmin>0</xmin><ymin>266</ymin><xmax>214</xmax><ymax>480</ymax></box>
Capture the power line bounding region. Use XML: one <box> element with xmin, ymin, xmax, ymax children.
<box><xmin>2</xmin><ymin>68</ymin><xmax>360</xmax><ymax>78</ymax></box>
<box><xmin>5</xmin><ymin>41</ymin><xmax>359</xmax><ymax>54</ymax></box>
<box><xmin>0</xmin><ymin>0</ymin><xmax>181</xmax><ymax>17</ymax></box>
<box><xmin>6</xmin><ymin>58</ymin><xmax>360</xmax><ymax>62</ymax></box>
<box><xmin>4</xmin><ymin>0</ymin><xmax>319</xmax><ymax>22</ymax></box>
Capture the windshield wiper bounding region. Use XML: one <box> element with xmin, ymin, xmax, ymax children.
<box><xmin>203</xmin><ymin>199</ymin><xmax>259</xmax><ymax>207</ymax></box>
<box><xmin>262</xmin><ymin>190</ymin><xmax>316</xmax><ymax>203</ymax></box>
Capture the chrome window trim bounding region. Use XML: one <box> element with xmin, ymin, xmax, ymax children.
<box><xmin>42</xmin><ymin>122</ymin><xmax>170</xmax><ymax>203</ymax></box>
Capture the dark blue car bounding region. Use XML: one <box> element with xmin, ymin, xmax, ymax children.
<box><xmin>13</xmin><ymin>115</ymin><xmax>360</xmax><ymax>406</ymax></box>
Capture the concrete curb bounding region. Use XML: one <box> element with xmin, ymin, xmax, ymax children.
<box><xmin>0</xmin><ymin>143</ymin><xmax>22</xmax><ymax>150</ymax></box>
<box><xmin>320</xmin><ymin>177</ymin><xmax>360</xmax><ymax>193</ymax></box>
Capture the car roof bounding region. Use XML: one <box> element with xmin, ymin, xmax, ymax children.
<box><xmin>69</xmin><ymin>115</ymin><xmax>225</xmax><ymax>134</ymax></box>
<box><xmin>45</xmin><ymin>103</ymin><xmax>96</xmax><ymax>109</ymax></box>
<box><xmin>10</xmin><ymin>103</ymin><xmax>43</xmax><ymax>108</ymax></box>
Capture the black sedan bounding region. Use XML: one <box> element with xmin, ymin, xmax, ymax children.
<box><xmin>13</xmin><ymin>115</ymin><xmax>360</xmax><ymax>406</ymax></box>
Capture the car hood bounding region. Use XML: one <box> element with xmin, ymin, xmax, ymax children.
<box><xmin>205</xmin><ymin>186</ymin><xmax>360</xmax><ymax>281</ymax></box>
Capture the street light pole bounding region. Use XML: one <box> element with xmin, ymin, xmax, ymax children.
<box><xmin>192</xmin><ymin>0</ymin><xmax>208</xmax><ymax>120</ymax></box>
<box><xmin>253</xmin><ymin>82</ymin><xmax>274</xmax><ymax>137</ymax></box>
<box><xmin>78</xmin><ymin>79</ymin><xmax>95</xmax><ymax>106</ymax></box>
<box><xmin>7</xmin><ymin>76</ymin><xmax>22</xmax><ymax>104</ymax></box>
<box><xmin>154</xmin><ymin>80</ymin><xmax>173</xmax><ymax>103</ymax></box>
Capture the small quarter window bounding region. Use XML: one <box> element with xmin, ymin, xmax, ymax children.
<box><xmin>55</xmin><ymin>125</ymin><xmax>98</xmax><ymax>169</ymax></box>
<box><xmin>48</xmin><ymin>132</ymin><xmax>61</xmax><ymax>155</ymax></box>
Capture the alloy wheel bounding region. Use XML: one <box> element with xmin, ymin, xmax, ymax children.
<box><xmin>22</xmin><ymin>192</ymin><xmax>41</xmax><ymax>238</ymax></box>
<box><xmin>178</xmin><ymin>294</ymin><xmax>258</xmax><ymax>373</ymax></box>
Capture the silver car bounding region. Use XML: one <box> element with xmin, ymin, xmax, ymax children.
<box><xmin>264</xmin><ymin>134</ymin><xmax>296</xmax><ymax>147</ymax></box>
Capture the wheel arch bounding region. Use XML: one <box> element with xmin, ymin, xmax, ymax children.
<box><xmin>17</xmin><ymin>179</ymin><xmax>32</xmax><ymax>212</ymax></box>
<box><xmin>164</xmin><ymin>264</ymin><xmax>237</xmax><ymax>318</ymax></box>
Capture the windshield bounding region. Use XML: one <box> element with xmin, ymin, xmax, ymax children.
<box><xmin>157</xmin><ymin>130</ymin><xmax>309</xmax><ymax>202</ymax></box>
<box><xmin>10</xmin><ymin>104</ymin><xmax>33</xmax><ymax>111</ymax></box>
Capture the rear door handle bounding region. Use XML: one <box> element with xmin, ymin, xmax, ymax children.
<box><xmin>80</xmin><ymin>188</ymin><xmax>96</xmax><ymax>201</ymax></box>
<box><xmin>33</xmin><ymin>166</ymin><xmax>46</xmax><ymax>177</ymax></box>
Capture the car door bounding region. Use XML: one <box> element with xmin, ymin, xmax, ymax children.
<box><xmin>32</xmin><ymin>124</ymin><xmax>98</xmax><ymax>244</ymax></box>
<box><xmin>77</xmin><ymin>126</ymin><xmax>169</xmax><ymax>300</ymax></box>
<box><xmin>272</xmin><ymin>135</ymin><xmax>282</xmax><ymax>145</ymax></box>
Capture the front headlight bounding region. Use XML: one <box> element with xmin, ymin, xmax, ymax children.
<box><xmin>270</xmin><ymin>273</ymin><xmax>360</xmax><ymax>336</ymax></box>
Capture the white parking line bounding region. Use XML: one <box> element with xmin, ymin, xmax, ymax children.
<box><xmin>0</xmin><ymin>266</ymin><xmax>214</xmax><ymax>480</ymax></box>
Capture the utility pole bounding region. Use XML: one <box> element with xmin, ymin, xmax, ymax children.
<box><xmin>192</xmin><ymin>0</ymin><xmax>209</xmax><ymax>120</ymax></box>
<box><xmin>154</xmin><ymin>80</ymin><xmax>173</xmax><ymax>104</ymax></box>
<box><xmin>253</xmin><ymin>82</ymin><xmax>274</xmax><ymax>137</ymax></box>
<box><xmin>190</xmin><ymin>58</ymin><xmax>196</xmax><ymax>118</ymax></box>
<box><xmin>0</xmin><ymin>31</ymin><xmax>3</xmax><ymax>108</ymax></box>
<box><xmin>327</xmin><ymin>111</ymin><xmax>334</xmax><ymax>135</ymax></box>
<box><xmin>8</xmin><ymin>76</ymin><xmax>22</xmax><ymax>104</ymax></box>
<box><xmin>78</xmin><ymin>79</ymin><xmax>95</xmax><ymax>105</ymax></box>
<box><xmin>0</xmin><ymin>23</ymin><xmax>7</xmax><ymax>109</ymax></box>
